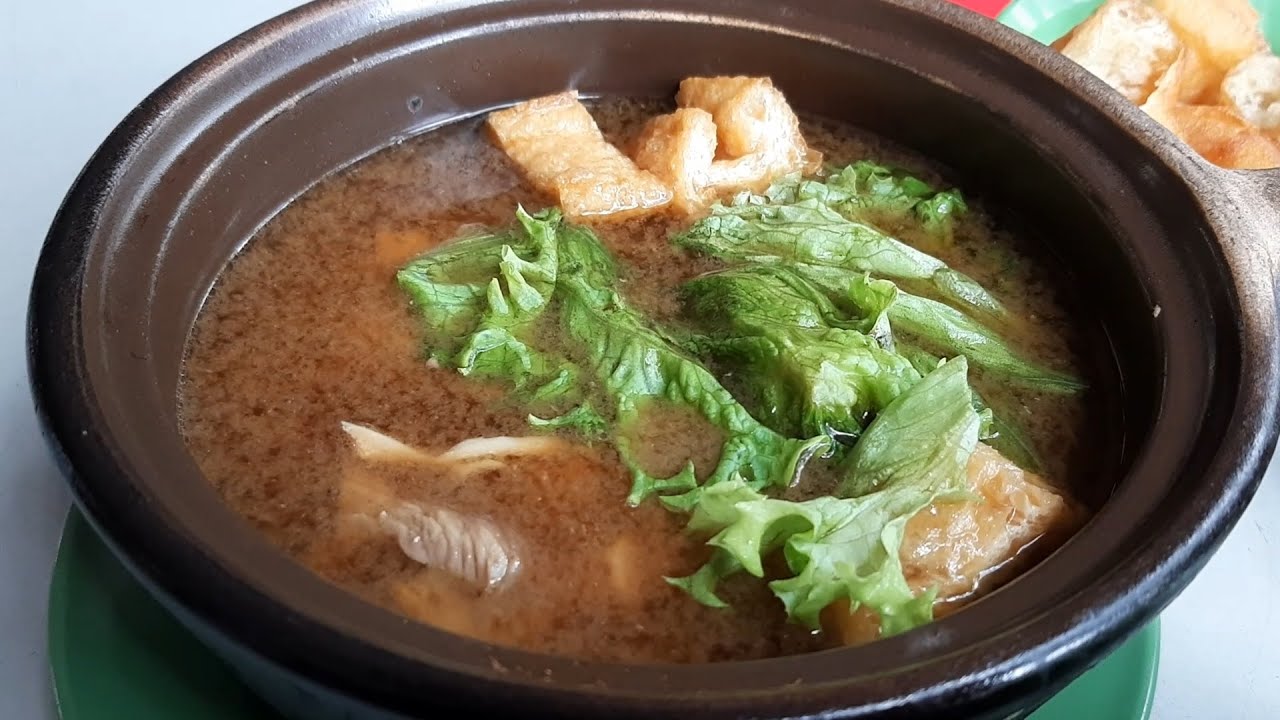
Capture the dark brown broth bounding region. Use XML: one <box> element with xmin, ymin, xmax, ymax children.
<box><xmin>179</xmin><ymin>99</ymin><xmax>1099</xmax><ymax>664</ymax></box>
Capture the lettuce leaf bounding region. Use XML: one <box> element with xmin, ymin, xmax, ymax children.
<box><xmin>714</xmin><ymin>258</ymin><xmax>1080</xmax><ymax>393</ymax></box>
<box><xmin>402</xmin><ymin>208</ymin><xmax>1007</xmax><ymax>637</ymax></box>
<box><xmin>676</xmin><ymin>163</ymin><xmax>1082</xmax><ymax>392</ymax></box>
<box><xmin>681</xmin><ymin>266</ymin><xmax>920</xmax><ymax>440</ymax></box>
<box><xmin>766</xmin><ymin>161</ymin><xmax>968</xmax><ymax>243</ymax></box>
<box><xmin>836</xmin><ymin>356</ymin><xmax>980</xmax><ymax>499</ymax></box>
<box><xmin>400</xmin><ymin>208</ymin><xmax>831</xmax><ymax>503</ymax></box>
<box><xmin>553</xmin><ymin>226</ymin><xmax>831</xmax><ymax>505</ymax></box>
<box><xmin>669</xmin><ymin>357</ymin><xmax>981</xmax><ymax>631</ymax></box>
<box><xmin>397</xmin><ymin>208</ymin><xmax>584</xmax><ymax>402</ymax></box>
<box><xmin>528</xmin><ymin>403</ymin><xmax>609</xmax><ymax>439</ymax></box>
<box><xmin>675</xmin><ymin>195</ymin><xmax>1002</xmax><ymax>317</ymax></box>
<box><xmin>831</xmin><ymin>272</ymin><xmax>1084</xmax><ymax>393</ymax></box>
<box><xmin>896</xmin><ymin>343</ymin><xmax>1041</xmax><ymax>472</ymax></box>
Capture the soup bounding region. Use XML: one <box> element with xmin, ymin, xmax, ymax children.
<box><xmin>180</xmin><ymin>79</ymin><xmax>1104</xmax><ymax>664</ymax></box>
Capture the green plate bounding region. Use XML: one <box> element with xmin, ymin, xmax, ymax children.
<box><xmin>999</xmin><ymin>0</ymin><xmax>1280</xmax><ymax>51</ymax></box>
<box><xmin>48</xmin><ymin>510</ymin><xmax>1159</xmax><ymax>719</ymax></box>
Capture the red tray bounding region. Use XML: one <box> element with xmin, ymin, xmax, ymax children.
<box><xmin>950</xmin><ymin>0</ymin><xmax>1012</xmax><ymax>18</ymax></box>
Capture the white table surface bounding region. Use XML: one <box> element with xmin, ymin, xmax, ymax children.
<box><xmin>2</xmin><ymin>2</ymin><xmax>1278</xmax><ymax>718</ymax></box>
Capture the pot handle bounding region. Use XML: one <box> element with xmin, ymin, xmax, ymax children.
<box><xmin>1227</xmin><ymin>167</ymin><xmax>1280</xmax><ymax>286</ymax></box>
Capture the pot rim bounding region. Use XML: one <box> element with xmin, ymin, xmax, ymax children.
<box><xmin>26</xmin><ymin>0</ymin><xmax>1280</xmax><ymax>717</ymax></box>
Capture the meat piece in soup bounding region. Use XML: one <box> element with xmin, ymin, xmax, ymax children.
<box><xmin>179</xmin><ymin>79</ymin><xmax>1106</xmax><ymax>663</ymax></box>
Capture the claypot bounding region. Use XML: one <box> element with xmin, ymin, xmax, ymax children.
<box><xmin>27</xmin><ymin>1</ymin><xmax>1280</xmax><ymax>717</ymax></box>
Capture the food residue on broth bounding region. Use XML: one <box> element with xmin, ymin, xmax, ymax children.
<box><xmin>180</xmin><ymin>77</ymin><xmax>1097</xmax><ymax>663</ymax></box>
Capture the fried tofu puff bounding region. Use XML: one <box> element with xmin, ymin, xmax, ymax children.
<box><xmin>487</xmin><ymin>92</ymin><xmax>672</xmax><ymax>220</ymax></box>
<box><xmin>1061</xmin><ymin>0</ymin><xmax>1182</xmax><ymax>104</ymax></box>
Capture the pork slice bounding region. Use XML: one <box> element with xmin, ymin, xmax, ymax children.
<box><xmin>378</xmin><ymin>503</ymin><xmax>521</xmax><ymax>592</ymax></box>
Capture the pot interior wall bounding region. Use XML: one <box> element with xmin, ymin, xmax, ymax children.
<box><xmin>60</xmin><ymin>1</ymin><xmax>1244</xmax><ymax>717</ymax></box>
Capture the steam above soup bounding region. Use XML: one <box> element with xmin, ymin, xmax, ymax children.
<box><xmin>179</xmin><ymin>78</ymin><xmax>1098</xmax><ymax>663</ymax></box>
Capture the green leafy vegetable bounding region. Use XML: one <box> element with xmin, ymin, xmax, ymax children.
<box><xmin>399</xmin><ymin>200</ymin><xmax>1050</xmax><ymax>639</ymax></box>
<box><xmin>398</xmin><ymin>208</ymin><xmax>830</xmax><ymax>504</ymax></box>
<box><xmin>745</xmin><ymin>261</ymin><xmax>1081</xmax><ymax>393</ymax></box>
<box><xmin>844</xmin><ymin>272</ymin><xmax>899</xmax><ymax>350</ymax></box>
<box><xmin>836</xmin><ymin>357</ymin><xmax>980</xmax><ymax>499</ymax></box>
<box><xmin>898</xmin><ymin>344</ymin><xmax>1041</xmax><ymax>472</ymax></box>
<box><xmin>668</xmin><ymin>358</ymin><xmax>981</xmax><ymax>631</ymax></box>
<box><xmin>984</xmin><ymin>412</ymin><xmax>1041</xmax><ymax>473</ymax></box>
<box><xmin>832</xmin><ymin>273</ymin><xmax>1084</xmax><ymax>393</ymax></box>
<box><xmin>397</xmin><ymin>211</ymin><xmax>555</xmax><ymax>350</ymax></box>
<box><xmin>681</xmin><ymin>163</ymin><xmax>1082</xmax><ymax>391</ymax></box>
<box><xmin>676</xmin><ymin>195</ymin><xmax>1001</xmax><ymax>317</ymax></box>
<box><xmin>915</xmin><ymin>192</ymin><xmax>967</xmax><ymax>239</ymax></box>
<box><xmin>553</xmin><ymin>225</ymin><xmax>831</xmax><ymax>505</ymax></box>
<box><xmin>892</xmin><ymin>292</ymin><xmax>1082</xmax><ymax>391</ymax></box>
<box><xmin>397</xmin><ymin>208</ymin><xmax>584</xmax><ymax>402</ymax></box>
<box><xmin>528</xmin><ymin>404</ymin><xmax>609</xmax><ymax>439</ymax></box>
<box><xmin>682</xmin><ymin>266</ymin><xmax>920</xmax><ymax>439</ymax></box>
<box><xmin>766</xmin><ymin>160</ymin><xmax>968</xmax><ymax>243</ymax></box>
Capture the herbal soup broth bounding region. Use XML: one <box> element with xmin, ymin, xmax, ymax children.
<box><xmin>180</xmin><ymin>86</ymin><xmax>1110</xmax><ymax>664</ymax></box>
